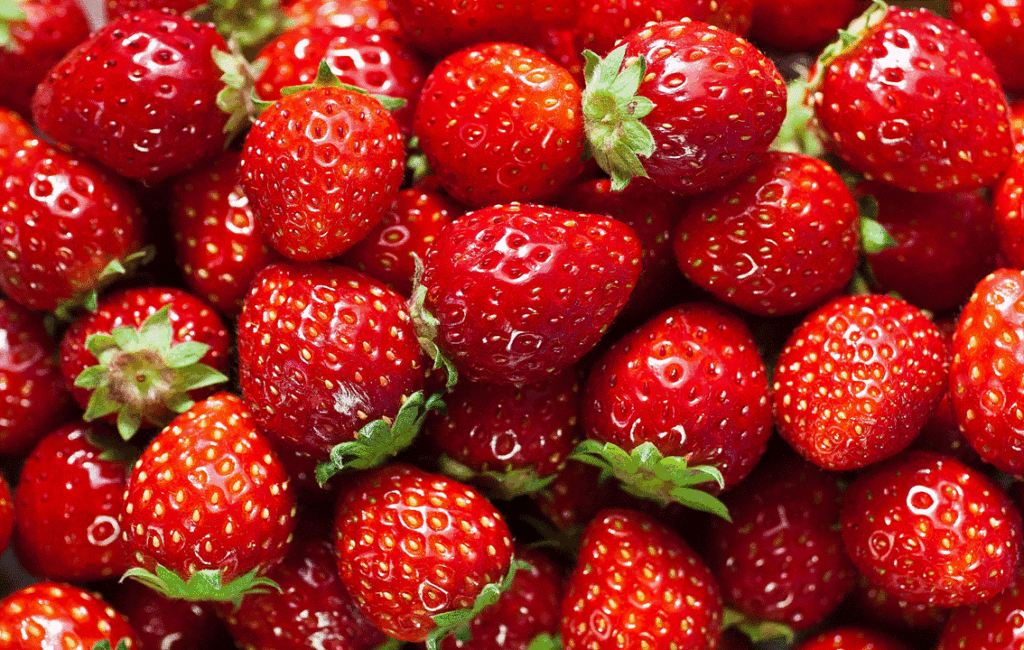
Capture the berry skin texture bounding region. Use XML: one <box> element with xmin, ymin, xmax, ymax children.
<box><xmin>812</xmin><ymin>7</ymin><xmax>1013</xmax><ymax>193</ymax></box>
<box><xmin>414</xmin><ymin>42</ymin><xmax>585</xmax><ymax>208</ymax></box>
<box><xmin>240</xmin><ymin>85</ymin><xmax>406</xmax><ymax>261</ymax></box>
<box><xmin>0</xmin><ymin>582</ymin><xmax>141</xmax><ymax>650</ymax></box>
<box><xmin>333</xmin><ymin>463</ymin><xmax>514</xmax><ymax>643</ymax></box>
<box><xmin>561</xmin><ymin>508</ymin><xmax>722</xmax><ymax>650</ymax></box>
<box><xmin>936</xmin><ymin>564</ymin><xmax>1024</xmax><ymax>650</ymax></box>
<box><xmin>750</xmin><ymin>0</ymin><xmax>870</xmax><ymax>53</ymax></box>
<box><xmin>793</xmin><ymin>627</ymin><xmax>910</xmax><ymax>650</ymax></box>
<box><xmin>841</xmin><ymin>451</ymin><xmax>1023</xmax><ymax>608</ymax></box>
<box><xmin>108</xmin><ymin>579</ymin><xmax>236</xmax><ymax>650</ymax></box>
<box><xmin>0</xmin><ymin>474</ymin><xmax>11</xmax><ymax>556</ymax></box>
<box><xmin>950</xmin><ymin>269</ymin><xmax>1024</xmax><ymax>474</ymax></box>
<box><xmin>772</xmin><ymin>295</ymin><xmax>948</xmax><ymax>471</ymax></box>
<box><xmin>951</xmin><ymin>0</ymin><xmax>1024</xmax><ymax>93</ymax></box>
<box><xmin>994</xmin><ymin>156</ymin><xmax>1024</xmax><ymax>269</ymax></box>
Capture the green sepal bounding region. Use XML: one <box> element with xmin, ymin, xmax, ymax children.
<box><xmin>405</xmin><ymin>136</ymin><xmax>431</xmax><ymax>186</ymax></box>
<box><xmin>437</xmin><ymin>455</ymin><xmax>558</xmax><ymax>500</ymax></box>
<box><xmin>858</xmin><ymin>196</ymin><xmax>897</xmax><ymax>255</ymax></box>
<box><xmin>370</xmin><ymin>638</ymin><xmax>407</xmax><ymax>650</ymax></box>
<box><xmin>121</xmin><ymin>564</ymin><xmax>280</xmax><ymax>610</ymax></box>
<box><xmin>424</xmin><ymin>559</ymin><xmax>528</xmax><ymax>650</ymax></box>
<box><xmin>527</xmin><ymin>633</ymin><xmax>562</xmax><ymax>650</ymax></box>
<box><xmin>90</xmin><ymin>639</ymin><xmax>131</xmax><ymax>650</ymax></box>
<box><xmin>280</xmin><ymin>60</ymin><xmax>408</xmax><ymax>112</ymax></box>
<box><xmin>722</xmin><ymin>608</ymin><xmax>796</xmax><ymax>645</ymax></box>
<box><xmin>315</xmin><ymin>390</ymin><xmax>446</xmax><ymax>484</ymax></box>
<box><xmin>770</xmin><ymin>72</ymin><xmax>822</xmax><ymax>157</ymax></box>
<box><xmin>570</xmin><ymin>440</ymin><xmax>731</xmax><ymax>520</ymax></box>
<box><xmin>581</xmin><ymin>45</ymin><xmax>656</xmax><ymax>191</ymax></box>
<box><xmin>190</xmin><ymin>0</ymin><xmax>288</xmax><ymax>52</ymax></box>
<box><xmin>0</xmin><ymin>0</ymin><xmax>26</xmax><ymax>52</ymax></box>
<box><xmin>52</xmin><ymin>247</ymin><xmax>155</xmax><ymax>322</ymax></box>
<box><xmin>810</xmin><ymin>0</ymin><xmax>889</xmax><ymax>91</ymax></box>
<box><xmin>214</xmin><ymin>41</ymin><xmax>269</xmax><ymax>142</ymax></box>
<box><xmin>408</xmin><ymin>256</ymin><xmax>458</xmax><ymax>391</ymax></box>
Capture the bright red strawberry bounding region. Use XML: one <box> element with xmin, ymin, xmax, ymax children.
<box><xmin>0</xmin><ymin>474</ymin><xmax>11</xmax><ymax>556</ymax></box>
<box><xmin>993</xmin><ymin>156</ymin><xmax>1024</xmax><ymax>269</ymax></box>
<box><xmin>31</xmin><ymin>10</ymin><xmax>244</xmax><ymax>185</ymax></box>
<box><xmin>0</xmin><ymin>0</ymin><xmax>90</xmax><ymax>117</ymax></box>
<box><xmin>772</xmin><ymin>294</ymin><xmax>947</xmax><ymax>471</ymax></box>
<box><xmin>240</xmin><ymin>80</ymin><xmax>405</xmax><ymax>261</ymax></box>
<box><xmin>284</xmin><ymin>0</ymin><xmax>400</xmax><ymax>33</ymax></box>
<box><xmin>561</xmin><ymin>508</ymin><xmax>722</xmax><ymax>650</ymax></box>
<box><xmin>13</xmin><ymin>422</ymin><xmax>132</xmax><ymax>582</ymax></box>
<box><xmin>0</xmin><ymin>106</ymin><xmax>32</xmax><ymax>157</ymax></box>
<box><xmin>793</xmin><ymin>628</ymin><xmax>910</xmax><ymax>650</ymax></box>
<box><xmin>0</xmin><ymin>136</ymin><xmax>147</xmax><ymax>315</ymax></box>
<box><xmin>672</xmin><ymin>151</ymin><xmax>859</xmax><ymax>316</ymax></box>
<box><xmin>0</xmin><ymin>582</ymin><xmax>141</xmax><ymax>650</ymax></box>
<box><xmin>936</xmin><ymin>563</ymin><xmax>1024</xmax><ymax>650</ymax></box>
<box><xmin>416</xmin><ymin>203</ymin><xmax>641</xmax><ymax>385</ymax></box>
<box><xmin>106</xmin><ymin>579</ymin><xmax>234</xmax><ymax>650</ymax></box>
<box><xmin>59</xmin><ymin>287</ymin><xmax>231</xmax><ymax>440</ymax></box>
<box><xmin>170</xmin><ymin>151</ymin><xmax>281</xmax><ymax>319</ymax></box>
<box><xmin>951</xmin><ymin>0</ymin><xmax>1024</xmax><ymax>93</ymax></box>
<box><xmin>582</xmin><ymin>20</ymin><xmax>787</xmax><ymax>195</ymax></box>
<box><xmin>811</xmin><ymin>5</ymin><xmax>1013</xmax><ymax>192</ymax></box>
<box><xmin>949</xmin><ymin>269</ymin><xmax>1024</xmax><ymax>474</ymax></box>
<box><xmin>333</xmin><ymin>462</ymin><xmax>515</xmax><ymax>645</ymax></box>
<box><xmin>237</xmin><ymin>261</ymin><xmax>428</xmax><ymax>463</ymax></box>
<box><xmin>413</xmin><ymin>42</ymin><xmax>585</xmax><ymax>207</ymax></box>
<box><xmin>0</xmin><ymin>298</ymin><xmax>74</xmax><ymax>454</ymax></box>
<box><xmin>121</xmin><ymin>393</ymin><xmax>297</xmax><ymax>604</ymax></box>
<box><xmin>750</xmin><ymin>0</ymin><xmax>869</xmax><ymax>53</ymax></box>
<box><xmin>841</xmin><ymin>451</ymin><xmax>1022</xmax><ymax>607</ymax></box>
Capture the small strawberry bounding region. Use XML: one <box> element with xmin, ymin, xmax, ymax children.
<box><xmin>106</xmin><ymin>579</ymin><xmax>235</xmax><ymax>650</ymax></box>
<box><xmin>415</xmin><ymin>203</ymin><xmax>641</xmax><ymax>385</ymax></box>
<box><xmin>951</xmin><ymin>0</ymin><xmax>1024</xmax><ymax>93</ymax></box>
<box><xmin>793</xmin><ymin>628</ymin><xmax>910</xmax><ymax>650</ymax></box>
<box><xmin>749</xmin><ymin>0</ymin><xmax>870</xmax><ymax>53</ymax></box>
<box><xmin>0</xmin><ymin>582</ymin><xmax>141</xmax><ymax>650</ymax></box>
<box><xmin>772</xmin><ymin>294</ymin><xmax>947</xmax><ymax>471</ymax></box>
<box><xmin>841</xmin><ymin>451</ymin><xmax>1022</xmax><ymax>607</ymax></box>
<box><xmin>333</xmin><ymin>462</ymin><xmax>516</xmax><ymax>646</ymax></box>
<box><xmin>561</xmin><ymin>508</ymin><xmax>722</xmax><ymax>650</ymax></box>
<box><xmin>121</xmin><ymin>392</ymin><xmax>298</xmax><ymax>605</ymax></box>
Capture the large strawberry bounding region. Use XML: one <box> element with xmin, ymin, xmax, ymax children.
<box><xmin>0</xmin><ymin>583</ymin><xmax>141</xmax><ymax>650</ymax></box>
<box><xmin>810</xmin><ymin>3</ymin><xmax>1013</xmax><ymax>192</ymax></box>
<box><xmin>415</xmin><ymin>203</ymin><xmax>641</xmax><ymax>385</ymax></box>
<box><xmin>121</xmin><ymin>392</ymin><xmax>298</xmax><ymax>605</ymax></box>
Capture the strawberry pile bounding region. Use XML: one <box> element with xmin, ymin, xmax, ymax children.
<box><xmin>7</xmin><ymin>0</ymin><xmax>1024</xmax><ymax>649</ymax></box>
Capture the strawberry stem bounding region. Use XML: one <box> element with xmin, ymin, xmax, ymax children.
<box><xmin>122</xmin><ymin>564</ymin><xmax>281</xmax><ymax>609</ymax></box>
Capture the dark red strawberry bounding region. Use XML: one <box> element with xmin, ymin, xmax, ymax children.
<box><xmin>672</xmin><ymin>151</ymin><xmax>859</xmax><ymax>316</ymax></box>
<box><xmin>13</xmin><ymin>421</ymin><xmax>132</xmax><ymax>582</ymax></box>
<box><xmin>333</xmin><ymin>462</ymin><xmax>515</xmax><ymax>645</ymax></box>
<box><xmin>416</xmin><ymin>203</ymin><xmax>641</xmax><ymax>385</ymax></box>
<box><xmin>121</xmin><ymin>393</ymin><xmax>297</xmax><ymax>605</ymax></box>
<box><xmin>0</xmin><ymin>582</ymin><xmax>141</xmax><ymax>650</ymax></box>
<box><xmin>842</xmin><ymin>576</ymin><xmax>950</xmax><ymax>641</ymax></box>
<box><xmin>993</xmin><ymin>156</ymin><xmax>1024</xmax><ymax>269</ymax></box>
<box><xmin>811</xmin><ymin>5</ymin><xmax>1013</xmax><ymax>192</ymax></box>
<box><xmin>750</xmin><ymin>0</ymin><xmax>869</xmax><ymax>53</ymax></box>
<box><xmin>561</xmin><ymin>508</ymin><xmax>722</xmax><ymax>650</ymax></box>
<box><xmin>106</xmin><ymin>0</ymin><xmax>203</xmax><ymax>16</ymax></box>
<box><xmin>793</xmin><ymin>628</ymin><xmax>910</xmax><ymax>650</ymax></box>
<box><xmin>59</xmin><ymin>287</ymin><xmax>231</xmax><ymax>440</ymax></box>
<box><xmin>106</xmin><ymin>579</ymin><xmax>234</xmax><ymax>650</ymax></box>
<box><xmin>772</xmin><ymin>295</ymin><xmax>947</xmax><ymax>471</ymax></box>
<box><xmin>0</xmin><ymin>474</ymin><xmax>11</xmax><ymax>556</ymax></box>
<box><xmin>951</xmin><ymin>0</ymin><xmax>1024</xmax><ymax>93</ymax></box>
<box><xmin>582</xmin><ymin>20</ymin><xmax>787</xmax><ymax>195</ymax></box>
<box><xmin>841</xmin><ymin>451</ymin><xmax>1022</xmax><ymax>607</ymax></box>
<box><xmin>413</xmin><ymin>42</ymin><xmax>585</xmax><ymax>207</ymax></box>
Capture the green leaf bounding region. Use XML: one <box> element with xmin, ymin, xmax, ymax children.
<box><xmin>90</xmin><ymin>639</ymin><xmax>131</xmax><ymax>650</ymax></box>
<box><xmin>407</xmin><ymin>257</ymin><xmax>458</xmax><ymax>391</ymax></box>
<box><xmin>82</xmin><ymin>385</ymin><xmax>123</xmax><ymax>423</ymax></box>
<box><xmin>52</xmin><ymin>247</ymin><xmax>155</xmax><ymax>322</ymax></box>
<box><xmin>214</xmin><ymin>40</ymin><xmax>269</xmax><ymax>137</ymax></box>
<box><xmin>116</xmin><ymin>409</ymin><xmax>143</xmax><ymax>442</ymax></box>
<box><xmin>281</xmin><ymin>60</ymin><xmax>407</xmax><ymax>112</ymax></box>
<box><xmin>438</xmin><ymin>456</ymin><xmax>558</xmax><ymax>500</ymax></box>
<box><xmin>527</xmin><ymin>633</ymin><xmax>562</xmax><ymax>650</ymax></box>
<box><xmin>424</xmin><ymin>559</ymin><xmax>527</xmax><ymax>650</ymax></box>
<box><xmin>722</xmin><ymin>608</ymin><xmax>796</xmax><ymax>645</ymax></box>
<box><xmin>860</xmin><ymin>215</ymin><xmax>898</xmax><ymax>255</ymax></box>
<box><xmin>138</xmin><ymin>306</ymin><xmax>174</xmax><ymax>351</ymax></box>
<box><xmin>165</xmin><ymin>341</ymin><xmax>212</xmax><ymax>368</ymax></box>
<box><xmin>122</xmin><ymin>564</ymin><xmax>280</xmax><ymax>609</ymax></box>
<box><xmin>191</xmin><ymin>0</ymin><xmax>289</xmax><ymax>51</ymax></box>
<box><xmin>74</xmin><ymin>365</ymin><xmax>108</xmax><ymax>390</ymax></box>
<box><xmin>811</xmin><ymin>0</ymin><xmax>889</xmax><ymax>91</ymax></box>
<box><xmin>0</xmin><ymin>0</ymin><xmax>26</xmax><ymax>52</ymax></box>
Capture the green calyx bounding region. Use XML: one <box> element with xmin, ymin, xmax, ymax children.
<box><xmin>438</xmin><ymin>455</ymin><xmax>558</xmax><ymax>501</ymax></box>
<box><xmin>190</xmin><ymin>0</ymin><xmax>289</xmax><ymax>52</ymax></box>
<box><xmin>0</xmin><ymin>0</ymin><xmax>26</xmax><ymax>52</ymax></box>
<box><xmin>770</xmin><ymin>72</ymin><xmax>823</xmax><ymax>158</ymax></box>
<box><xmin>214</xmin><ymin>40</ymin><xmax>268</xmax><ymax>144</ymax></box>
<box><xmin>721</xmin><ymin>608</ymin><xmax>795</xmax><ymax>645</ymax></box>
<box><xmin>810</xmin><ymin>0</ymin><xmax>889</xmax><ymax>91</ymax></box>
<box><xmin>527</xmin><ymin>633</ymin><xmax>562</xmax><ymax>650</ymax></box>
<box><xmin>260</xmin><ymin>60</ymin><xmax>408</xmax><ymax>115</ymax></box>
<box><xmin>122</xmin><ymin>564</ymin><xmax>280</xmax><ymax>609</ymax></box>
<box><xmin>581</xmin><ymin>45</ymin><xmax>656</xmax><ymax>191</ymax></box>
<box><xmin>425</xmin><ymin>558</ymin><xmax>528</xmax><ymax>650</ymax></box>
<box><xmin>91</xmin><ymin>640</ymin><xmax>131</xmax><ymax>650</ymax></box>
<box><xmin>53</xmin><ymin>247</ymin><xmax>154</xmax><ymax>322</ymax></box>
<box><xmin>570</xmin><ymin>440</ymin><xmax>731</xmax><ymax>520</ymax></box>
<box><xmin>408</xmin><ymin>256</ymin><xmax>458</xmax><ymax>391</ymax></box>
<box><xmin>315</xmin><ymin>390</ymin><xmax>447</xmax><ymax>485</ymax></box>
<box><xmin>75</xmin><ymin>305</ymin><xmax>228</xmax><ymax>441</ymax></box>
<box><xmin>857</xmin><ymin>195</ymin><xmax>897</xmax><ymax>255</ymax></box>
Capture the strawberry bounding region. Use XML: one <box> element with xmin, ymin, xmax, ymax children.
<box><xmin>13</xmin><ymin>421</ymin><xmax>132</xmax><ymax>582</ymax></box>
<box><xmin>413</xmin><ymin>42</ymin><xmax>585</xmax><ymax>207</ymax></box>
<box><xmin>332</xmin><ymin>462</ymin><xmax>515</xmax><ymax>646</ymax></box>
<box><xmin>31</xmin><ymin>10</ymin><xmax>247</xmax><ymax>185</ymax></box>
<box><xmin>841</xmin><ymin>451</ymin><xmax>1022</xmax><ymax>607</ymax></box>
<box><xmin>0</xmin><ymin>298</ymin><xmax>74</xmax><ymax>455</ymax></box>
<box><xmin>581</xmin><ymin>20</ymin><xmax>787</xmax><ymax>195</ymax></box>
<box><xmin>792</xmin><ymin>628</ymin><xmax>910</xmax><ymax>650</ymax></box>
<box><xmin>561</xmin><ymin>508</ymin><xmax>722</xmax><ymax>650</ymax></box>
<box><xmin>672</xmin><ymin>151</ymin><xmax>859</xmax><ymax>316</ymax></box>
<box><xmin>239</xmin><ymin>70</ymin><xmax>406</xmax><ymax>261</ymax></box>
<box><xmin>749</xmin><ymin>0</ymin><xmax>870</xmax><ymax>53</ymax></box>
<box><xmin>994</xmin><ymin>156</ymin><xmax>1024</xmax><ymax>269</ymax></box>
<box><xmin>772</xmin><ymin>294</ymin><xmax>947</xmax><ymax>471</ymax></box>
<box><xmin>120</xmin><ymin>392</ymin><xmax>298</xmax><ymax>604</ymax></box>
<box><xmin>59</xmin><ymin>287</ymin><xmax>231</xmax><ymax>440</ymax></box>
<box><xmin>951</xmin><ymin>0</ymin><xmax>1024</xmax><ymax>93</ymax></box>
<box><xmin>842</xmin><ymin>576</ymin><xmax>950</xmax><ymax>641</ymax></box>
<box><xmin>936</xmin><ymin>566</ymin><xmax>1024</xmax><ymax>649</ymax></box>
<box><xmin>415</xmin><ymin>203</ymin><xmax>641</xmax><ymax>385</ymax></box>
<box><xmin>170</xmin><ymin>151</ymin><xmax>281</xmax><ymax>319</ymax></box>
<box><xmin>105</xmin><ymin>0</ymin><xmax>289</xmax><ymax>51</ymax></box>
<box><xmin>105</xmin><ymin>579</ymin><xmax>234</xmax><ymax>650</ymax></box>
<box><xmin>284</xmin><ymin>0</ymin><xmax>400</xmax><ymax>33</ymax></box>
<box><xmin>0</xmin><ymin>583</ymin><xmax>141</xmax><ymax>650</ymax></box>
<box><xmin>0</xmin><ymin>0</ymin><xmax>90</xmax><ymax>117</ymax></box>
<box><xmin>0</xmin><ymin>473</ymin><xmax>11</xmax><ymax>556</ymax></box>
<box><xmin>810</xmin><ymin>4</ymin><xmax>1013</xmax><ymax>193</ymax></box>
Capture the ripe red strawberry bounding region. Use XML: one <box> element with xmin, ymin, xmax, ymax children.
<box><xmin>59</xmin><ymin>287</ymin><xmax>231</xmax><ymax>440</ymax></box>
<box><xmin>333</xmin><ymin>462</ymin><xmax>515</xmax><ymax>645</ymax></box>
<box><xmin>0</xmin><ymin>582</ymin><xmax>141</xmax><ymax>650</ymax></box>
<box><xmin>951</xmin><ymin>0</ymin><xmax>1024</xmax><ymax>93</ymax></box>
<box><xmin>106</xmin><ymin>579</ymin><xmax>234</xmax><ymax>650</ymax></box>
<box><xmin>936</xmin><ymin>563</ymin><xmax>1024</xmax><ymax>650</ymax></box>
<box><xmin>793</xmin><ymin>628</ymin><xmax>910</xmax><ymax>650</ymax></box>
<box><xmin>0</xmin><ymin>298</ymin><xmax>74</xmax><ymax>454</ymax></box>
<box><xmin>561</xmin><ymin>508</ymin><xmax>722</xmax><ymax>650</ymax></box>
<box><xmin>582</xmin><ymin>20</ymin><xmax>787</xmax><ymax>195</ymax></box>
<box><xmin>772</xmin><ymin>295</ymin><xmax>947</xmax><ymax>471</ymax></box>
<box><xmin>237</xmin><ymin>261</ymin><xmax>428</xmax><ymax>464</ymax></box>
<box><xmin>0</xmin><ymin>0</ymin><xmax>90</xmax><ymax>117</ymax></box>
<box><xmin>0</xmin><ymin>106</ymin><xmax>32</xmax><ymax>156</ymax></box>
<box><xmin>284</xmin><ymin>0</ymin><xmax>400</xmax><ymax>33</ymax></box>
<box><xmin>170</xmin><ymin>151</ymin><xmax>281</xmax><ymax>319</ymax></box>
<box><xmin>750</xmin><ymin>0</ymin><xmax>869</xmax><ymax>53</ymax></box>
<box><xmin>106</xmin><ymin>0</ymin><xmax>203</xmax><ymax>16</ymax></box>
<box><xmin>240</xmin><ymin>78</ymin><xmax>406</xmax><ymax>261</ymax></box>
<box><xmin>13</xmin><ymin>422</ymin><xmax>132</xmax><ymax>582</ymax></box>
<box><xmin>993</xmin><ymin>156</ymin><xmax>1024</xmax><ymax>269</ymax></box>
<box><xmin>672</xmin><ymin>151</ymin><xmax>859</xmax><ymax>316</ymax></box>
<box><xmin>949</xmin><ymin>269</ymin><xmax>1024</xmax><ymax>474</ymax></box>
<box><xmin>841</xmin><ymin>451</ymin><xmax>1022</xmax><ymax>607</ymax></box>
<box><xmin>31</xmin><ymin>10</ymin><xmax>243</xmax><ymax>184</ymax></box>
<box><xmin>0</xmin><ymin>474</ymin><xmax>11</xmax><ymax>556</ymax></box>
<box><xmin>413</xmin><ymin>42</ymin><xmax>585</xmax><ymax>207</ymax></box>
<box><xmin>416</xmin><ymin>203</ymin><xmax>641</xmax><ymax>385</ymax></box>
<box><xmin>810</xmin><ymin>5</ymin><xmax>1013</xmax><ymax>192</ymax></box>
<box><xmin>121</xmin><ymin>392</ymin><xmax>298</xmax><ymax>604</ymax></box>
